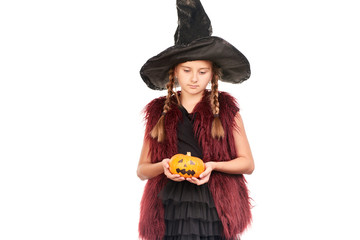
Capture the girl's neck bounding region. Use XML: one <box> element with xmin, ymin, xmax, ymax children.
<box><xmin>180</xmin><ymin>90</ymin><xmax>205</xmax><ymax>113</ymax></box>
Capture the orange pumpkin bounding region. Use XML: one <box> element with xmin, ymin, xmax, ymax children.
<box><xmin>169</xmin><ymin>152</ymin><xmax>205</xmax><ymax>178</ymax></box>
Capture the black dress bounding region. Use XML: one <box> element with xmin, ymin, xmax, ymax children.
<box><xmin>159</xmin><ymin>106</ymin><xmax>225</xmax><ymax>240</ymax></box>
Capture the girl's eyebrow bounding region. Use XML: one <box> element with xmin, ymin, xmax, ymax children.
<box><xmin>180</xmin><ymin>66</ymin><xmax>210</xmax><ymax>70</ymax></box>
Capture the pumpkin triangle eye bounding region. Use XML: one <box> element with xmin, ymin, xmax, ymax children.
<box><xmin>190</xmin><ymin>160</ymin><xmax>195</xmax><ymax>165</ymax></box>
<box><xmin>178</xmin><ymin>159</ymin><xmax>183</xmax><ymax>163</ymax></box>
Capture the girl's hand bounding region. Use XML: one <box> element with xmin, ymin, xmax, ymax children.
<box><xmin>162</xmin><ymin>158</ymin><xmax>185</xmax><ymax>182</ymax></box>
<box><xmin>187</xmin><ymin>162</ymin><xmax>216</xmax><ymax>185</ymax></box>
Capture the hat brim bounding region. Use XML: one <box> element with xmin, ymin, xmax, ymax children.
<box><xmin>140</xmin><ymin>36</ymin><xmax>251</xmax><ymax>90</ymax></box>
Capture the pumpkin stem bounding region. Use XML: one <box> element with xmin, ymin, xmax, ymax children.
<box><xmin>186</xmin><ymin>152</ymin><xmax>191</xmax><ymax>156</ymax></box>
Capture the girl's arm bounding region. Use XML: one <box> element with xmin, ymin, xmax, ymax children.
<box><xmin>137</xmin><ymin>137</ymin><xmax>186</xmax><ymax>181</ymax></box>
<box><xmin>187</xmin><ymin>112</ymin><xmax>254</xmax><ymax>185</ymax></box>
<box><xmin>136</xmin><ymin>138</ymin><xmax>163</xmax><ymax>180</ymax></box>
<box><xmin>212</xmin><ymin>112</ymin><xmax>254</xmax><ymax>175</ymax></box>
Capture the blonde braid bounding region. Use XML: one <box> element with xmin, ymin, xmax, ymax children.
<box><xmin>150</xmin><ymin>68</ymin><xmax>179</xmax><ymax>142</ymax></box>
<box><xmin>210</xmin><ymin>65</ymin><xmax>225</xmax><ymax>139</ymax></box>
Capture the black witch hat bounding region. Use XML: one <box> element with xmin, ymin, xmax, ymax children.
<box><xmin>140</xmin><ymin>0</ymin><xmax>250</xmax><ymax>90</ymax></box>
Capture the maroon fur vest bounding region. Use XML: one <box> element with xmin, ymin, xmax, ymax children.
<box><xmin>139</xmin><ymin>91</ymin><xmax>252</xmax><ymax>240</ymax></box>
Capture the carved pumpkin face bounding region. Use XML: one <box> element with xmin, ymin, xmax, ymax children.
<box><xmin>169</xmin><ymin>152</ymin><xmax>205</xmax><ymax>178</ymax></box>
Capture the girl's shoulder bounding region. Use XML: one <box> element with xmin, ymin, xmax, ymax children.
<box><xmin>218</xmin><ymin>91</ymin><xmax>238</xmax><ymax>103</ymax></box>
<box><xmin>143</xmin><ymin>95</ymin><xmax>166</xmax><ymax>116</ymax></box>
<box><xmin>145</xmin><ymin>95</ymin><xmax>166</xmax><ymax>108</ymax></box>
<box><xmin>142</xmin><ymin>96</ymin><xmax>167</xmax><ymax>134</ymax></box>
<box><xmin>218</xmin><ymin>91</ymin><xmax>240</xmax><ymax>115</ymax></box>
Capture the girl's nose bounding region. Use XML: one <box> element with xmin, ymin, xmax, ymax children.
<box><xmin>191</xmin><ymin>73</ymin><xmax>198</xmax><ymax>83</ymax></box>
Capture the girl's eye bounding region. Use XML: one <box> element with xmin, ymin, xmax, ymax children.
<box><xmin>200</xmin><ymin>71</ymin><xmax>207</xmax><ymax>74</ymax></box>
<box><xmin>183</xmin><ymin>69</ymin><xmax>190</xmax><ymax>72</ymax></box>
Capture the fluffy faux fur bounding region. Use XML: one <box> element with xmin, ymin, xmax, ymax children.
<box><xmin>139</xmin><ymin>91</ymin><xmax>252</xmax><ymax>240</ymax></box>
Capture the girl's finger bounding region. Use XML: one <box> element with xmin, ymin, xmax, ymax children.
<box><xmin>187</xmin><ymin>177</ymin><xmax>200</xmax><ymax>185</ymax></box>
<box><xmin>172</xmin><ymin>175</ymin><xmax>185</xmax><ymax>181</ymax></box>
<box><xmin>199</xmin><ymin>169</ymin><xmax>210</xmax><ymax>179</ymax></box>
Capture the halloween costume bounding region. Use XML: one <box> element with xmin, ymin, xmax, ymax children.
<box><xmin>138</xmin><ymin>0</ymin><xmax>252</xmax><ymax>239</ymax></box>
<box><xmin>139</xmin><ymin>91</ymin><xmax>251</xmax><ymax>240</ymax></box>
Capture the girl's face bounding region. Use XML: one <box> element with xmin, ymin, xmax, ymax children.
<box><xmin>175</xmin><ymin>60</ymin><xmax>213</xmax><ymax>96</ymax></box>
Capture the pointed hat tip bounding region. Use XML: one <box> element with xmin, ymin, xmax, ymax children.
<box><xmin>174</xmin><ymin>0</ymin><xmax>212</xmax><ymax>45</ymax></box>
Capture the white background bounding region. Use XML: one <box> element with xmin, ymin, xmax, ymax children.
<box><xmin>1</xmin><ymin>0</ymin><xmax>359</xmax><ymax>239</ymax></box>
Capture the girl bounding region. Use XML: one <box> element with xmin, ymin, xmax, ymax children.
<box><xmin>137</xmin><ymin>1</ymin><xmax>254</xmax><ymax>239</ymax></box>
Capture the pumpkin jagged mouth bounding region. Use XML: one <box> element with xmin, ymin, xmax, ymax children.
<box><xmin>176</xmin><ymin>168</ymin><xmax>195</xmax><ymax>176</ymax></box>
